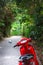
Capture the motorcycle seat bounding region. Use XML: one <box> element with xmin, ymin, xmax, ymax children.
<box><xmin>19</xmin><ymin>54</ymin><xmax>34</xmax><ymax>62</ymax></box>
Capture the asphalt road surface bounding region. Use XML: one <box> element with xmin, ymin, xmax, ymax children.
<box><xmin>0</xmin><ymin>36</ymin><xmax>22</xmax><ymax>65</ymax></box>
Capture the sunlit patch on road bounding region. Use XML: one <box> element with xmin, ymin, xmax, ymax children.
<box><xmin>3</xmin><ymin>56</ymin><xmax>18</xmax><ymax>60</ymax></box>
<box><xmin>4</xmin><ymin>56</ymin><xmax>12</xmax><ymax>59</ymax></box>
<box><xmin>0</xmin><ymin>47</ymin><xmax>2</xmax><ymax>48</ymax></box>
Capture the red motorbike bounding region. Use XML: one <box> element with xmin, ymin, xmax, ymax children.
<box><xmin>14</xmin><ymin>37</ymin><xmax>39</xmax><ymax>65</ymax></box>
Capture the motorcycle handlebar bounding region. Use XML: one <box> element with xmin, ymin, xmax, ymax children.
<box><xmin>13</xmin><ymin>44</ymin><xmax>19</xmax><ymax>48</ymax></box>
<box><xmin>13</xmin><ymin>45</ymin><xmax>17</xmax><ymax>48</ymax></box>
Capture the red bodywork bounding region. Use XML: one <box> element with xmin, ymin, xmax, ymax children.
<box><xmin>16</xmin><ymin>37</ymin><xmax>39</xmax><ymax>65</ymax></box>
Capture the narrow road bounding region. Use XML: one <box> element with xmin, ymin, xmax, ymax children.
<box><xmin>0</xmin><ymin>36</ymin><xmax>22</xmax><ymax>65</ymax></box>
